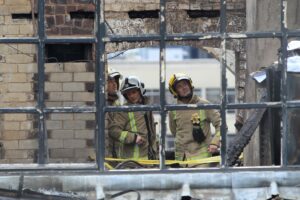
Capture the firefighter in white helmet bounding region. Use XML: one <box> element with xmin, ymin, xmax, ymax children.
<box><xmin>168</xmin><ymin>73</ymin><xmax>221</xmax><ymax>167</ymax></box>
<box><xmin>89</xmin><ymin>67</ymin><xmax>122</xmax><ymax>161</ymax></box>
<box><xmin>109</xmin><ymin>76</ymin><xmax>157</xmax><ymax>160</ymax></box>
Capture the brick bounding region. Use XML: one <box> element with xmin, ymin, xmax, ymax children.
<box><xmin>1</xmin><ymin>140</ymin><xmax>19</xmax><ymax>150</ymax></box>
<box><xmin>20</xmin><ymin>121</ymin><xmax>33</xmax><ymax>130</ymax></box>
<box><xmin>46</xmin><ymin>120</ymin><xmax>63</xmax><ymax>130</ymax></box>
<box><xmin>48</xmin><ymin>139</ymin><xmax>63</xmax><ymax>148</ymax></box>
<box><xmin>74</xmin><ymin>148</ymin><xmax>94</xmax><ymax>158</ymax></box>
<box><xmin>3</xmin><ymin>122</ymin><xmax>20</xmax><ymax>130</ymax></box>
<box><xmin>50</xmin><ymin>113</ymin><xmax>73</xmax><ymax>120</ymax></box>
<box><xmin>59</xmin><ymin>27</ymin><xmax>72</xmax><ymax>35</ymax></box>
<box><xmin>49</xmin><ymin>73</ymin><xmax>73</xmax><ymax>82</ymax></box>
<box><xmin>49</xmin><ymin>149</ymin><xmax>74</xmax><ymax>158</ymax></box>
<box><xmin>5</xmin><ymin>54</ymin><xmax>34</xmax><ymax>64</ymax></box>
<box><xmin>74</xmin><ymin>72</ymin><xmax>94</xmax><ymax>82</ymax></box>
<box><xmin>55</xmin><ymin>5</ymin><xmax>66</xmax><ymax>15</ymax></box>
<box><xmin>19</xmin><ymin>139</ymin><xmax>38</xmax><ymax>149</ymax></box>
<box><xmin>73</xmin><ymin>92</ymin><xmax>95</xmax><ymax>101</ymax></box>
<box><xmin>62</xmin><ymin>101</ymin><xmax>88</xmax><ymax>106</ymax></box>
<box><xmin>45</xmin><ymin>5</ymin><xmax>55</xmax><ymax>15</ymax></box>
<box><xmin>45</xmin><ymin>82</ymin><xmax>62</xmax><ymax>91</ymax></box>
<box><xmin>8</xmin><ymin>83</ymin><xmax>32</xmax><ymax>92</ymax></box>
<box><xmin>0</xmin><ymin>64</ymin><xmax>18</xmax><ymax>73</ymax></box>
<box><xmin>74</xmin><ymin>130</ymin><xmax>94</xmax><ymax>139</ymax></box>
<box><xmin>48</xmin><ymin>92</ymin><xmax>72</xmax><ymax>101</ymax></box>
<box><xmin>63</xmin><ymin>82</ymin><xmax>85</xmax><ymax>91</ymax></box>
<box><xmin>0</xmin><ymin>93</ymin><xmax>34</xmax><ymax>102</ymax></box>
<box><xmin>4</xmin><ymin>113</ymin><xmax>27</xmax><ymax>121</ymax></box>
<box><xmin>5</xmin><ymin>150</ymin><xmax>29</xmax><ymax>159</ymax></box>
<box><xmin>45</xmin><ymin>102</ymin><xmax>63</xmax><ymax>107</ymax></box>
<box><xmin>18</xmin><ymin>44</ymin><xmax>36</xmax><ymax>54</ymax></box>
<box><xmin>49</xmin><ymin>130</ymin><xmax>74</xmax><ymax>139</ymax></box>
<box><xmin>18</xmin><ymin>63</ymin><xmax>37</xmax><ymax>73</ymax></box>
<box><xmin>3</xmin><ymin>73</ymin><xmax>27</xmax><ymax>82</ymax></box>
<box><xmin>45</xmin><ymin>63</ymin><xmax>64</xmax><ymax>72</ymax></box>
<box><xmin>86</xmin><ymin>120</ymin><xmax>95</xmax><ymax>129</ymax></box>
<box><xmin>19</xmin><ymin>24</ymin><xmax>34</xmax><ymax>35</ymax></box>
<box><xmin>64</xmin><ymin>63</ymin><xmax>87</xmax><ymax>72</ymax></box>
<box><xmin>5</xmin><ymin>0</ymin><xmax>30</xmax><ymax>5</ymax></box>
<box><xmin>74</xmin><ymin>113</ymin><xmax>95</xmax><ymax>120</ymax></box>
<box><xmin>1</xmin><ymin>25</ymin><xmax>20</xmax><ymax>35</ymax></box>
<box><xmin>63</xmin><ymin>139</ymin><xmax>86</xmax><ymax>148</ymax></box>
<box><xmin>0</xmin><ymin>16</ymin><xmax>4</xmax><ymax>24</ymax></box>
<box><xmin>1</xmin><ymin>131</ymin><xmax>28</xmax><ymax>140</ymax></box>
<box><xmin>63</xmin><ymin>120</ymin><xmax>86</xmax><ymax>129</ymax></box>
<box><xmin>55</xmin><ymin>15</ymin><xmax>65</xmax><ymax>25</ymax></box>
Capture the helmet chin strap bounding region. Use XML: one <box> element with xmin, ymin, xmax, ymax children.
<box><xmin>177</xmin><ymin>91</ymin><xmax>193</xmax><ymax>101</ymax></box>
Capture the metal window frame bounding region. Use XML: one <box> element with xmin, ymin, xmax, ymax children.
<box><xmin>0</xmin><ymin>0</ymin><xmax>299</xmax><ymax>173</ymax></box>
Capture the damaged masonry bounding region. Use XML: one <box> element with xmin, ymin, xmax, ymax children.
<box><xmin>1</xmin><ymin>0</ymin><xmax>300</xmax><ymax>199</ymax></box>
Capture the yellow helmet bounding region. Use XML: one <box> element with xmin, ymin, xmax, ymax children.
<box><xmin>168</xmin><ymin>73</ymin><xmax>193</xmax><ymax>98</ymax></box>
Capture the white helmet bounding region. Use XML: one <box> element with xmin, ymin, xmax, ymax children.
<box><xmin>287</xmin><ymin>40</ymin><xmax>300</xmax><ymax>51</ymax></box>
<box><xmin>120</xmin><ymin>76</ymin><xmax>146</xmax><ymax>97</ymax></box>
<box><xmin>108</xmin><ymin>67</ymin><xmax>122</xmax><ymax>89</ymax></box>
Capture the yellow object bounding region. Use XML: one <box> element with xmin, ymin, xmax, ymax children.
<box><xmin>191</xmin><ymin>113</ymin><xmax>200</xmax><ymax>124</ymax></box>
<box><xmin>168</xmin><ymin>73</ymin><xmax>194</xmax><ymax>97</ymax></box>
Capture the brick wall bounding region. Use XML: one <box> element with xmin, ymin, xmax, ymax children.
<box><xmin>0</xmin><ymin>0</ymin><xmax>246</xmax><ymax>163</ymax></box>
<box><xmin>44</xmin><ymin>62</ymin><xmax>95</xmax><ymax>163</ymax></box>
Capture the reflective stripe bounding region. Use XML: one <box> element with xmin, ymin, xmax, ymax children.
<box><xmin>119</xmin><ymin>131</ymin><xmax>128</xmax><ymax>143</ymax></box>
<box><xmin>113</xmin><ymin>100</ymin><xmax>121</xmax><ymax>106</ymax></box>
<box><xmin>128</xmin><ymin>112</ymin><xmax>137</xmax><ymax>132</ymax></box>
<box><xmin>172</xmin><ymin>110</ymin><xmax>177</xmax><ymax>120</ymax></box>
<box><xmin>128</xmin><ymin>112</ymin><xmax>140</xmax><ymax>159</ymax></box>
<box><xmin>199</xmin><ymin>110</ymin><xmax>206</xmax><ymax>130</ymax></box>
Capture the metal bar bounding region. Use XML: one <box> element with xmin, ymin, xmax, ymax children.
<box><xmin>2</xmin><ymin>164</ymin><xmax>300</xmax><ymax>174</ymax></box>
<box><xmin>280</xmin><ymin>0</ymin><xmax>288</xmax><ymax>167</ymax></box>
<box><xmin>44</xmin><ymin>107</ymin><xmax>96</xmax><ymax>113</ymax></box>
<box><xmin>227</xmin><ymin>102</ymin><xmax>282</xmax><ymax>109</ymax></box>
<box><xmin>220</xmin><ymin>0</ymin><xmax>227</xmax><ymax>167</ymax></box>
<box><xmin>37</xmin><ymin>0</ymin><xmax>47</xmax><ymax>164</ymax></box>
<box><xmin>105</xmin><ymin>35</ymin><xmax>161</xmax><ymax>42</ymax></box>
<box><xmin>159</xmin><ymin>0</ymin><xmax>167</xmax><ymax>170</ymax></box>
<box><xmin>286</xmin><ymin>101</ymin><xmax>300</xmax><ymax>108</ymax></box>
<box><xmin>105</xmin><ymin>105</ymin><xmax>161</xmax><ymax>112</ymax></box>
<box><xmin>2</xmin><ymin>31</ymin><xmax>300</xmax><ymax>45</ymax></box>
<box><xmin>95</xmin><ymin>0</ymin><xmax>106</xmax><ymax>171</ymax></box>
<box><xmin>45</xmin><ymin>37</ymin><xmax>96</xmax><ymax>44</ymax></box>
<box><xmin>0</xmin><ymin>38</ymin><xmax>39</xmax><ymax>43</ymax></box>
<box><xmin>0</xmin><ymin>108</ymin><xmax>38</xmax><ymax>113</ymax></box>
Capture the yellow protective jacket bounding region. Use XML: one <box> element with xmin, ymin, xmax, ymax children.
<box><xmin>169</xmin><ymin>94</ymin><xmax>221</xmax><ymax>161</ymax></box>
<box><xmin>108</xmin><ymin>97</ymin><xmax>157</xmax><ymax>159</ymax></box>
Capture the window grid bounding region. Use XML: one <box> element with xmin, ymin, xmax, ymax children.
<box><xmin>0</xmin><ymin>0</ymin><xmax>299</xmax><ymax>172</ymax></box>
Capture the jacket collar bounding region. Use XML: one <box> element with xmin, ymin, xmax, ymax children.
<box><xmin>177</xmin><ymin>94</ymin><xmax>198</xmax><ymax>104</ymax></box>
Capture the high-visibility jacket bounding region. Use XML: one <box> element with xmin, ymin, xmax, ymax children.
<box><xmin>169</xmin><ymin>94</ymin><xmax>221</xmax><ymax>162</ymax></box>
<box><xmin>108</xmin><ymin>97</ymin><xmax>157</xmax><ymax>159</ymax></box>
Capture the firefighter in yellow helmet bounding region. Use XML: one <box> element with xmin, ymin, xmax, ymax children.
<box><xmin>168</xmin><ymin>73</ymin><xmax>221</xmax><ymax>167</ymax></box>
<box><xmin>108</xmin><ymin>76</ymin><xmax>157</xmax><ymax>160</ymax></box>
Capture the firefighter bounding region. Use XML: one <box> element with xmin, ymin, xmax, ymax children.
<box><xmin>108</xmin><ymin>76</ymin><xmax>157</xmax><ymax>160</ymax></box>
<box><xmin>105</xmin><ymin>67</ymin><xmax>122</xmax><ymax>158</ymax></box>
<box><xmin>168</xmin><ymin>73</ymin><xmax>221</xmax><ymax>167</ymax></box>
<box><xmin>89</xmin><ymin>67</ymin><xmax>122</xmax><ymax>161</ymax></box>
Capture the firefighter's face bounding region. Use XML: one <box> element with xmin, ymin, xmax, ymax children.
<box><xmin>125</xmin><ymin>88</ymin><xmax>142</xmax><ymax>104</ymax></box>
<box><xmin>175</xmin><ymin>80</ymin><xmax>191</xmax><ymax>97</ymax></box>
<box><xmin>107</xmin><ymin>78</ymin><xmax>118</xmax><ymax>95</ymax></box>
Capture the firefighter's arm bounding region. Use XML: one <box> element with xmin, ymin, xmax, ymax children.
<box><xmin>168</xmin><ymin>111</ymin><xmax>176</xmax><ymax>136</ymax></box>
<box><xmin>207</xmin><ymin>109</ymin><xmax>221</xmax><ymax>146</ymax></box>
<box><xmin>108</xmin><ymin>112</ymin><xmax>137</xmax><ymax>144</ymax></box>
